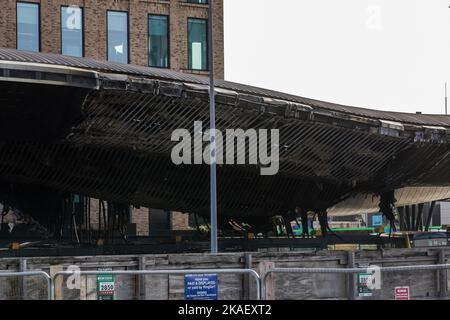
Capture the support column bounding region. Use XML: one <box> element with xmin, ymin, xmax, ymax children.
<box><xmin>405</xmin><ymin>206</ymin><xmax>411</xmax><ymax>230</ymax></box>
<box><xmin>415</xmin><ymin>203</ymin><xmax>424</xmax><ymax>231</ymax></box>
<box><xmin>425</xmin><ymin>202</ymin><xmax>436</xmax><ymax>231</ymax></box>
<box><xmin>346</xmin><ymin>251</ymin><xmax>356</xmax><ymax>300</ymax></box>
<box><xmin>399</xmin><ymin>207</ymin><xmax>405</xmax><ymax>231</ymax></box>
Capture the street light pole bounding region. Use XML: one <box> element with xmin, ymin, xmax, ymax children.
<box><xmin>445</xmin><ymin>82</ymin><xmax>448</xmax><ymax>115</ymax></box>
<box><xmin>208</xmin><ymin>0</ymin><xmax>218</xmax><ymax>254</ymax></box>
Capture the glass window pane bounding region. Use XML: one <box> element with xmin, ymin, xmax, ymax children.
<box><xmin>188</xmin><ymin>18</ymin><xmax>208</xmax><ymax>71</ymax></box>
<box><xmin>61</xmin><ymin>6</ymin><xmax>83</xmax><ymax>57</ymax></box>
<box><xmin>187</xmin><ymin>0</ymin><xmax>209</xmax><ymax>3</ymax></box>
<box><xmin>107</xmin><ymin>11</ymin><xmax>128</xmax><ymax>64</ymax></box>
<box><xmin>149</xmin><ymin>15</ymin><xmax>169</xmax><ymax>68</ymax></box>
<box><xmin>17</xmin><ymin>2</ymin><xmax>39</xmax><ymax>52</ymax></box>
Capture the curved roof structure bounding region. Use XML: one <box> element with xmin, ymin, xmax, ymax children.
<box><xmin>0</xmin><ymin>48</ymin><xmax>450</xmax><ymax>231</ymax></box>
<box><xmin>1</xmin><ymin>47</ymin><xmax>449</xmax><ymax>127</ymax></box>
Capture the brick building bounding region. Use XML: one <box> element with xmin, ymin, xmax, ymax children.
<box><xmin>0</xmin><ymin>0</ymin><xmax>224</xmax><ymax>78</ymax></box>
<box><xmin>0</xmin><ymin>0</ymin><xmax>224</xmax><ymax>236</ymax></box>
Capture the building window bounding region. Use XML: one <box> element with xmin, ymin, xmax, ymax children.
<box><xmin>148</xmin><ymin>15</ymin><xmax>169</xmax><ymax>68</ymax></box>
<box><xmin>187</xmin><ymin>0</ymin><xmax>209</xmax><ymax>3</ymax></box>
<box><xmin>188</xmin><ymin>18</ymin><xmax>208</xmax><ymax>71</ymax></box>
<box><xmin>61</xmin><ymin>6</ymin><xmax>84</xmax><ymax>57</ymax></box>
<box><xmin>107</xmin><ymin>11</ymin><xmax>128</xmax><ymax>64</ymax></box>
<box><xmin>16</xmin><ymin>2</ymin><xmax>40</xmax><ymax>52</ymax></box>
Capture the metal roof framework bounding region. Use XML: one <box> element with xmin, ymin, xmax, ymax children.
<box><xmin>0</xmin><ymin>48</ymin><xmax>450</xmax><ymax>231</ymax></box>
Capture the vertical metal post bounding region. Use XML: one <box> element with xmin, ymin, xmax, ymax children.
<box><xmin>405</xmin><ymin>205</ymin><xmax>411</xmax><ymax>231</ymax></box>
<box><xmin>19</xmin><ymin>258</ymin><xmax>26</xmax><ymax>300</ymax></box>
<box><xmin>445</xmin><ymin>82</ymin><xmax>448</xmax><ymax>115</ymax></box>
<box><xmin>398</xmin><ymin>207</ymin><xmax>405</xmax><ymax>231</ymax></box>
<box><xmin>442</xmin><ymin>251</ymin><xmax>448</xmax><ymax>298</ymax></box>
<box><xmin>415</xmin><ymin>203</ymin><xmax>424</xmax><ymax>231</ymax></box>
<box><xmin>138</xmin><ymin>256</ymin><xmax>147</xmax><ymax>300</ymax></box>
<box><xmin>425</xmin><ymin>201</ymin><xmax>436</xmax><ymax>232</ymax></box>
<box><xmin>243</xmin><ymin>253</ymin><xmax>252</xmax><ymax>300</ymax></box>
<box><xmin>346</xmin><ymin>251</ymin><xmax>356</xmax><ymax>300</ymax></box>
<box><xmin>208</xmin><ymin>0</ymin><xmax>218</xmax><ymax>254</ymax></box>
<box><xmin>438</xmin><ymin>250</ymin><xmax>448</xmax><ymax>298</ymax></box>
<box><xmin>48</xmin><ymin>276</ymin><xmax>54</xmax><ymax>300</ymax></box>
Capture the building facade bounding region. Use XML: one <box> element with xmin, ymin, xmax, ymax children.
<box><xmin>0</xmin><ymin>0</ymin><xmax>224</xmax><ymax>78</ymax></box>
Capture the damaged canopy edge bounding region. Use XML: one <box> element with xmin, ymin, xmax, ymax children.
<box><xmin>0</xmin><ymin>60</ymin><xmax>100</xmax><ymax>89</ymax></box>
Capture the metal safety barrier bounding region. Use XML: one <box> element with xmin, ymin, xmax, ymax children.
<box><xmin>261</xmin><ymin>263</ymin><xmax>450</xmax><ymax>299</ymax></box>
<box><xmin>52</xmin><ymin>268</ymin><xmax>261</xmax><ymax>300</ymax></box>
<box><xmin>2</xmin><ymin>263</ymin><xmax>450</xmax><ymax>300</ymax></box>
<box><xmin>0</xmin><ymin>271</ymin><xmax>52</xmax><ymax>300</ymax></box>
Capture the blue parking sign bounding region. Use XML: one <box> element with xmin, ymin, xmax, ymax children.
<box><xmin>184</xmin><ymin>274</ymin><xmax>218</xmax><ymax>300</ymax></box>
<box><xmin>372</xmin><ymin>215</ymin><xmax>383</xmax><ymax>227</ymax></box>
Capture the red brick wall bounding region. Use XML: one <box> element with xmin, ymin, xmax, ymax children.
<box><xmin>88</xmin><ymin>199</ymin><xmax>106</xmax><ymax>231</ymax></box>
<box><xmin>171</xmin><ymin>211</ymin><xmax>189</xmax><ymax>230</ymax></box>
<box><xmin>131</xmin><ymin>207</ymin><xmax>150</xmax><ymax>236</ymax></box>
<box><xmin>88</xmin><ymin>200</ymin><xmax>188</xmax><ymax>235</ymax></box>
<box><xmin>88</xmin><ymin>200</ymin><xmax>150</xmax><ymax>236</ymax></box>
<box><xmin>0</xmin><ymin>0</ymin><xmax>224</xmax><ymax>78</ymax></box>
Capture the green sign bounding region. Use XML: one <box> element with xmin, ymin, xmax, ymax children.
<box><xmin>357</xmin><ymin>273</ymin><xmax>373</xmax><ymax>297</ymax></box>
<box><xmin>97</xmin><ymin>268</ymin><xmax>115</xmax><ymax>300</ymax></box>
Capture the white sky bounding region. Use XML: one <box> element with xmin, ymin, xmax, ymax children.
<box><xmin>224</xmin><ymin>0</ymin><xmax>450</xmax><ymax>114</ymax></box>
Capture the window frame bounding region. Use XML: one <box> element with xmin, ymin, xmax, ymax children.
<box><xmin>186</xmin><ymin>0</ymin><xmax>209</xmax><ymax>4</ymax></box>
<box><xmin>148</xmin><ymin>13</ymin><xmax>170</xmax><ymax>69</ymax></box>
<box><xmin>106</xmin><ymin>9</ymin><xmax>130</xmax><ymax>64</ymax></box>
<box><xmin>60</xmin><ymin>5</ymin><xmax>85</xmax><ymax>57</ymax></box>
<box><xmin>187</xmin><ymin>17</ymin><xmax>209</xmax><ymax>71</ymax></box>
<box><xmin>16</xmin><ymin>1</ymin><xmax>41</xmax><ymax>52</ymax></box>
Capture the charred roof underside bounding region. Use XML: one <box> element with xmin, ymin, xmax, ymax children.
<box><xmin>1</xmin><ymin>48</ymin><xmax>450</xmax><ymax>232</ymax></box>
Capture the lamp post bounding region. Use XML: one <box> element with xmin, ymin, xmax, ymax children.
<box><xmin>208</xmin><ymin>0</ymin><xmax>218</xmax><ymax>254</ymax></box>
<box><xmin>445</xmin><ymin>82</ymin><xmax>448</xmax><ymax>115</ymax></box>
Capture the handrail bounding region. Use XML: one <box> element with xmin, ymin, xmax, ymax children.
<box><xmin>261</xmin><ymin>263</ymin><xmax>450</xmax><ymax>299</ymax></box>
<box><xmin>0</xmin><ymin>270</ymin><xmax>52</xmax><ymax>300</ymax></box>
<box><xmin>53</xmin><ymin>268</ymin><xmax>261</xmax><ymax>300</ymax></box>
